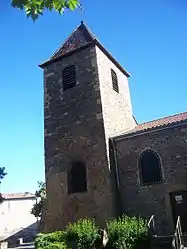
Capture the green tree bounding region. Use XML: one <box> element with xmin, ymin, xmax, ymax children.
<box><xmin>0</xmin><ymin>167</ymin><xmax>7</xmax><ymax>204</ymax></box>
<box><xmin>31</xmin><ymin>181</ymin><xmax>46</xmax><ymax>218</ymax></box>
<box><xmin>11</xmin><ymin>0</ymin><xmax>80</xmax><ymax>21</ymax></box>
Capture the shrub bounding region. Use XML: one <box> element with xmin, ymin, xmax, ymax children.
<box><xmin>106</xmin><ymin>215</ymin><xmax>148</xmax><ymax>249</ymax></box>
<box><xmin>65</xmin><ymin>218</ymin><xmax>101</xmax><ymax>249</ymax></box>
<box><xmin>35</xmin><ymin>231</ymin><xmax>66</xmax><ymax>249</ymax></box>
<box><xmin>38</xmin><ymin>242</ymin><xmax>67</xmax><ymax>249</ymax></box>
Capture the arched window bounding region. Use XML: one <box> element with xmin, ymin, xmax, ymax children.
<box><xmin>68</xmin><ymin>161</ymin><xmax>87</xmax><ymax>194</ymax></box>
<box><xmin>63</xmin><ymin>65</ymin><xmax>76</xmax><ymax>91</ymax></box>
<box><xmin>111</xmin><ymin>69</ymin><xmax>119</xmax><ymax>93</ymax></box>
<box><xmin>139</xmin><ymin>150</ymin><xmax>162</xmax><ymax>185</ymax></box>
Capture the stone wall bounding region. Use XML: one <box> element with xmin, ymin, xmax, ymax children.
<box><xmin>96</xmin><ymin>46</ymin><xmax>136</xmax><ymax>140</ymax></box>
<box><xmin>115</xmin><ymin>124</ymin><xmax>187</xmax><ymax>233</ymax></box>
<box><xmin>44</xmin><ymin>46</ymin><xmax>115</xmax><ymax>232</ymax></box>
<box><xmin>95</xmin><ymin>45</ymin><xmax>136</xmax><ymax>217</ymax></box>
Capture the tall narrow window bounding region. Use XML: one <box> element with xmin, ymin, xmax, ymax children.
<box><xmin>63</xmin><ymin>65</ymin><xmax>76</xmax><ymax>91</ymax></box>
<box><xmin>68</xmin><ymin>161</ymin><xmax>87</xmax><ymax>194</ymax></box>
<box><xmin>139</xmin><ymin>150</ymin><xmax>162</xmax><ymax>185</ymax></box>
<box><xmin>111</xmin><ymin>69</ymin><xmax>119</xmax><ymax>93</ymax></box>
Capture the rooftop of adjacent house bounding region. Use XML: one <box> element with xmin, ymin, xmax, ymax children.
<box><xmin>114</xmin><ymin>112</ymin><xmax>187</xmax><ymax>139</ymax></box>
<box><xmin>39</xmin><ymin>22</ymin><xmax>130</xmax><ymax>77</ymax></box>
<box><xmin>2</xmin><ymin>192</ymin><xmax>36</xmax><ymax>200</ymax></box>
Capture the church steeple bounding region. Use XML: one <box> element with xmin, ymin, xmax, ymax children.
<box><xmin>39</xmin><ymin>23</ymin><xmax>130</xmax><ymax>77</ymax></box>
<box><xmin>40</xmin><ymin>23</ymin><xmax>135</xmax><ymax>232</ymax></box>
<box><xmin>39</xmin><ymin>22</ymin><xmax>96</xmax><ymax>67</ymax></box>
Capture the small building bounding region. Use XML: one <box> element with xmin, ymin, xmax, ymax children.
<box><xmin>0</xmin><ymin>193</ymin><xmax>37</xmax><ymax>242</ymax></box>
<box><xmin>39</xmin><ymin>22</ymin><xmax>187</xmax><ymax>234</ymax></box>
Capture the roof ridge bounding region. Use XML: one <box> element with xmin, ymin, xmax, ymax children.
<box><xmin>39</xmin><ymin>22</ymin><xmax>131</xmax><ymax>77</ymax></box>
<box><xmin>113</xmin><ymin>111</ymin><xmax>187</xmax><ymax>139</ymax></box>
<box><xmin>45</xmin><ymin>21</ymin><xmax>96</xmax><ymax>63</ymax></box>
<box><xmin>81</xmin><ymin>21</ymin><xmax>96</xmax><ymax>40</ymax></box>
<box><xmin>139</xmin><ymin>111</ymin><xmax>187</xmax><ymax>126</ymax></box>
<box><xmin>49</xmin><ymin>24</ymin><xmax>81</xmax><ymax>61</ymax></box>
<box><xmin>2</xmin><ymin>192</ymin><xmax>35</xmax><ymax>196</ymax></box>
<box><xmin>82</xmin><ymin>22</ymin><xmax>109</xmax><ymax>52</ymax></box>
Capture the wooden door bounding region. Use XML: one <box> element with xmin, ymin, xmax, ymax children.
<box><xmin>170</xmin><ymin>190</ymin><xmax>187</xmax><ymax>232</ymax></box>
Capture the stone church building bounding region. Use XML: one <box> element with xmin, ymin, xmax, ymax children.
<box><xmin>39</xmin><ymin>22</ymin><xmax>187</xmax><ymax>234</ymax></box>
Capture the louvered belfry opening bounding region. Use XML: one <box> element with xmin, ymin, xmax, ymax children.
<box><xmin>111</xmin><ymin>69</ymin><xmax>119</xmax><ymax>93</ymax></box>
<box><xmin>63</xmin><ymin>65</ymin><xmax>76</xmax><ymax>91</ymax></box>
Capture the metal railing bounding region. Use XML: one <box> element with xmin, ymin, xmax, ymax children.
<box><xmin>147</xmin><ymin>215</ymin><xmax>156</xmax><ymax>237</ymax></box>
<box><xmin>172</xmin><ymin>216</ymin><xmax>183</xmax><ymax>249</ymax></box>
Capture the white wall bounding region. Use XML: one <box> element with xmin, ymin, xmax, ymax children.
<box><xmin>0</xmin><ymin>198</ymin><xmax>37</xmax><ymax>238</ymax></box>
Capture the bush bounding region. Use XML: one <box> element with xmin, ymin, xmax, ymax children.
<box><xmin>38</xmin><ymin>242</ymin><xmax>67</xmax><ymax>249</ymax></box>
<box><xmin>35</xmin><ymin>231</ymin><xmax>66</xmax><ymax>249</ymax></box>
<box><xmin>106</xmin><ymin>215</ymin><xmax>148</xmax><ymax>249</ymax></box>
<box><xmin>35</xmin><ymin>216</ymin><xmax>148</xmax><ymax>249</ymax></box>
<box><xmin>65</xmin><ymin>218</ymin><xmax>101</xmax><ymax>249</ymax></box>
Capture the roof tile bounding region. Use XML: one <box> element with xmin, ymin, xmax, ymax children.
<box><xmin>116</xmin><ymin>112</ymin><xmax>187</xmax><ymax>138</ymax></box>
<box><xmin>2</xmin><ymin>193</ymin><xmax>36</xmax><ymax>200</ymax></box>
<box><xmin>39</xmin><ymin>22</ymin><xmax>130</xmax><ymax>77</ymax></box>
<box><xmin>48</xmin><ymin>22</ymin><xmax>95</xmax><ymax>62</ymax></box>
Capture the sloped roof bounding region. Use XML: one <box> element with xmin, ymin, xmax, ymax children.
<box><xmin>39</xmin><ymin>22</ymin><xmax>130</xmax><ymax>77</ymax></box>
<box><xmin>114</xmin><ymin>112</ymin><xmax>187</xmax><ymax>139</ymax></box>
<box><xmin>50</xmin><ymin>21</ymin><xmax>95</xmax><ymax>60</ymax></box>
<box><xmin>2</xmin><ymin>193</ymin><xmax>36</xmax><ymax>200</ymax></box>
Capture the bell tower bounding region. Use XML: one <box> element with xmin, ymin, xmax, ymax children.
<box><xmin>39</xmin><ymin>22</ymin><xmax>135</xmax><ymax>232</ymax></box>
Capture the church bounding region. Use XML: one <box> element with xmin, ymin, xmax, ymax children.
<box><xmin>39</xmin><ymin>22</ymin><xmax>187</xmax><ymax>234</ymax></box>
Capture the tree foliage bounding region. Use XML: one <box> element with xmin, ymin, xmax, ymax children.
<box><xmin>31</xmin><ymin>181</ymin><xmax>46</xmax><ymax>218</ymax></box>
<box><xmin>0</xmin><ymin>167</ymin><xmax>7</xmax><ymax>204</ymax></box>
<box><xmin>11</xmin><ymin>0</ymin><xmax>80</xmax><ymax>20</ymax></box>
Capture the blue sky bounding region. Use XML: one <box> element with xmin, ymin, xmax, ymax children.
<box><xmin>0</xmin><ymin>0</ymin><xmax>187</xmax><ymax>193</ymax></box>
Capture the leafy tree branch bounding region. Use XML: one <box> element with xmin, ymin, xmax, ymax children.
<box><xmin>31</xmin><ymin>181</ymin><xmax>46</xmax><ymax>218</ymax></box>
<box><xmin>11</xmin><ymin>0</ymin><xmax>79</xmax><ymax>20</ymax></box>
<box><xmin>0</xmin><ymin>167</ymin><xmax>7</xmax><ymax>204</ymax></box>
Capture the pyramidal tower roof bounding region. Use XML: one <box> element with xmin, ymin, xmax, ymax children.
<box><xmin>50</xmin><ymin>21</ymin><xmax>96</xmax><ymax>60</ymax></box>
<box><xmin>39</xmin><ymin>22</ymin><xmax>130</xmax><ymax>77</ymax></box>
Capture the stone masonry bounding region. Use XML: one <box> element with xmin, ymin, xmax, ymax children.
<box><xmin>43</xmin><ymin>45</ymin><xmax>121</xmax><ymax>231</ymax></box>
<box><xmin>96</xmin><ymin>46</ymin><xmax>136</xmax><ymax>159</ymax></box>
<box><xmin>40</xmin><ymin>22</ymin><xmax>187</xmax><ymax>234</ymax></box>
<box><xmin>114</xmin><ymin>124</ymin><xmax>187</xmax><ymax>233</ymax></box>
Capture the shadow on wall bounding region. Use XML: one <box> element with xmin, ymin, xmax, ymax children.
<box><xmin>1</xmin><ymin>222</ymin><xmax>38</xmax><ymax>248</ymax></box>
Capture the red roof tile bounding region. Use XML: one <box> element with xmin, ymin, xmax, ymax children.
<box><xmin>135</xmin><ymin>112</ymin><xmax>187</xmax><ymax>131</ymax></box>
<box><xmin>2</xmin><ymin>193</ymin><xmax>36</xmax><ymax>200</ymax></box>
<box><xmin>117</xmin><ymin>112</ymin><xmax>187</xmax><ymax>138</ymax></box>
